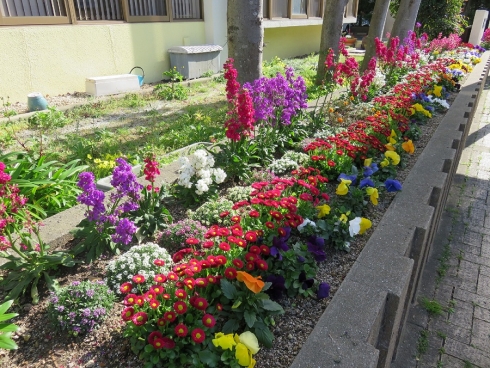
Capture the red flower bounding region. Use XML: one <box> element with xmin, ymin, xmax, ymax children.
<box><xmin>195</xmin><ymin>278</ymin><xmax>209</xmax><ymax>287</ymax></box>
<box><xmin>244</xmin><ymin>231</ymin><xmax>258</xmax><ymax>242</ymax></box>
<box><xmin>328</xmin><ymin>160</ymin><xmax>336</xmax><ymax>167</ymax></box>
<box><xmin>216</xmin><ymin>303</ymin><xmax>223</xmax><ymax>311</ymax></box>
<box><xmin>278</xmin><ymin>228</ymin><xmax>287</xmax><ymax>237</ymax></box>
<box><xmin>219</xmin><ymin>211</ymin><xmax>230</xmax><ymax>218</ymax></box>
<box><xmin>174</xmin><ymin>301</ymin><xmax>188</xmax><ymax>314</ymax></box>
<box><xmin>175</xmin><ymin>289</ymin><xmax>187</xmax><ymax>299</ymax></box>
<box><xmin>194</xmin><ymin>297</ymin><xmax>208</xmax><ymax>311</ymax></box>
<box><xmin>249</xmin><ymin>245</ymin><xmax>260</xmax><ymax>254</ymax></box>
<box><xmin>249</xmin><ymin>210</ymin><xmax>260</xmax><ymax>218</ymax></box>
<box><xmin>148</xmin><ymin>331</ymin><xmax>163</xmax><ymax>344</ymax></box>
<box><xmin>231</xmin><ymin>215</ymin><xmax>241</xmax><ymax>223</ymax></box>
<box><xmin>219</xmin><ymin>242</ymin><xmax>231</xmax><ymax>251</ymax></box>
<box><xmin>231</xmin><ymin>224</ymin><xmax>244</xmax><ymax>236</ymax></box>
<box><xmin>134</xmin><ymin>296</ymin><xmax>144</xmax><ymax>306</ymax></box>
<box><xmin>270</xmin><ymin>211</ymin><xmax>283</xmax><ymax>221</ymax></box>
<box><xmin>132</xmin><ymin>274</ymin><xmax>145</xmax><ymax>284</ymax></box>
<box><xmin>144</xmin><ymin>291</ymin><xmax>156</xmax><ymax>301</ymax></box>
<box><xmin>202</xmin><ymin>314</ymin><xmax>216</xmax><ymax>328</ymax></box>
<box><xmin>120</xmin><ymin>282</ymin><xmax>133</xmax><ymax>294</ymax></box>
<box><xmin>265</xmin><ymin>221</ymin><xmax>275</xmax><ymax>229</ymax></box>
<box><xmin>131</xmin><ymin>312</ymin><xmax>148</xmax><ymax>326</ymax></box>
<box><xmin>224</xmin><ymin>267</ymin><xmax>237</xmax><ymax>279</ymax></box>
<box><xmin>149</xmin><ymin>300</ymin><xmax>160</xmax><ymax>309</ymax></box>
<box><xmin>124</xmin><ymin>294</ymin><xmax>137</xmax><ymax>305</ymax></box>
<box><xmin>164</xmin><ymin>311</ymin><xmax>177</xmax><ymax>322</ymax></box>
<box><xmin>157</xmin><ymin>318</ymin><xmax>166</xmax><ymax>327</ymax></box>
<box><xmin>245</xmin><ymin>253</ymin><xmax>257</xmax><ymax>262</ymax></box>
<box><xmin>175</xmin><ymin>323</ymin><xmax>189</xmax><ymax>337</ymax></box>
<box><xmin>235</xmin><ymin>238</ymin><xmax>247</xmax><ymax>248</ymax></box>
<box><xmin>191</xmin><ymin>328</ymin><xmax>206</xmax><ymax>344</ymax></box>
<box><xmin>215</xmin><ymin>255</ymin><xmax>227</xmax><ymax>265</ymax></box>
<box><xmin>167</xmin><ymin>272</ymin><xmax>179</xmax><ymax>281</ymax></box>
<box><xmin>246</xmin><ymin>262</ymin><xmax>255</xmax><ymax>271</ymax></box>
<box><xmin>186</xmin><ymin>237</ymin><xmax>200</xmax><ymax>245</ymax></box>
<box><xmin>256</xmin><ymin>259</ymin><xmax>269</xmax><ymax>271</ymax></box>
<box><xmin>153</xmin><ymin>259</ymin><xmax>166</xmax><ymax>266</ymax></box>
<box><xmin>202</xmin><ymin>240</ymin><xmax>215</xmax><ymax>249</ymax></box>
<box><xmin>121</xmin><ymin>307</ymin><xmax>134</xmax><ymax>321</ymax></box>
<box><xmin>260</xmin><ymin>245</ymin><xmax>270</xmax><ymax>255</ymax></box>
<box><xmin>299</xmin><ymin>193</ymin><xmax>313</xmax><ymax>202</ymax></box>
<box><xmin>163</xmin><ymin>293</ymin><xmax>171</xmax><ymax>300</ymax></box>
<box><xmin>153</xmin><ymin>337</ymin><xmax>175</xmax><ymax>349</ymax></box>
<box><xmin>232</xmin><ymin>259</ymin><xmax>244</xmax><ymax>269</ymax></box>
<box><xmin>151</xmin><ymin>285</ymin><xmax>164</xmax><ymax>295</ymax></box>
<box><xmin>184</xmin><ymin>277</ymin><xmax>196</xmax><ymax>289</ymax></box>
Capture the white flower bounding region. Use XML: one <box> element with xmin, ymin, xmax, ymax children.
<box><xmin>195</xmin><ymin>179</ymin><xmax>209</xmax><ymax>193</ymax></box>
<box><xmin>213</xmin><ymin>168</ymin><xmax>227</xmax><ymax>184</ymax></box>
<box><xmin>297</xmin><ymin>218</ymin><xmax>316</xmax><ymax>232</ymax></box>
<box><xmin>349</xmin><ymin>217</ymin><xmax>361</xmax><ymax>237</ymax></box>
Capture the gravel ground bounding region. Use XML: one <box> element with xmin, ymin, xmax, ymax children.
<box><xmin>0</xmin><ymin>92</ymin><xmax>451</xmax><ymax>368</ymax></box>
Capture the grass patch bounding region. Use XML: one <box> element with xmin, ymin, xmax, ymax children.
<box><xmin>417</xmin><ymin>329</ymin><xmax>430</xmax><ymax>356</ymax></box>
<box><xmin>420</xmin><ymin>297</ymin><xmax>445</xmax><ymax>316</ymax></box>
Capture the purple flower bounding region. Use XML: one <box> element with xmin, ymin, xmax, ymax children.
<box><xmin>359</xmin><ymin>178</ymin><xmax>375</xmax><ymax>189</ymax></box>
<box><xmin>82</xmin><ymin>308</ymin><xmax>91</xmax><ymax>317</ymax></box>
<box><xmin>306</xmin><ymin>236</ymin><xmax>327</xmax><ymax>262</ymax></box>
<box><xmin>112</xmin><ymin>218</ymin><xmax>137</xmax><ymax>245</ymax></box>
<box><xmin>265</xmin><ymin>274</ymin><xmax>286</xmax><ymax>299</ymax></box>
<box><xmin>110</xmin><ymin>158</ymin><xmax>143</xmax><ymax>202</ymax></box>
<box><xmin>299</xmin><ymin>271</ymin><xmax>314</xmax><ymax>290</ymax></box>
<box><xmin>384</xmin><ymin>179</ymin><xmax>402</xmax><ymax>192</ymax></box>
<box><xmin>86</xmin><ymin>289</ymin><xmax>95</xmax><ymax>298</ymax></box>
<box><xmin>338</xmin><ymin>173</ymin><xmax>357</xmax><ymax>185</ymax></box>
<box><xmin>71</xmin><ymin>281</ymin><xmax>80</xmax><ymax>286</ymax></box>
<box><xmin>317</xmin><ymin>282</ymin><xmax>330</xmax><ymax>299</ymax></box>
<box><xmin>56</xmin><ymin>305</ymin><xmax>65</xmax><ymax>312</ymax></box>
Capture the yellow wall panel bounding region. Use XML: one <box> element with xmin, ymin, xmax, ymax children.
<box><xmin>264</xmin><ymin>25</ymin><xmax>321</xmax><ymax>61</ymax></box>
<box><xmin>0</xmin><ymin>22</ymin><xmax>206</xmax><ymax>103</ymax></box>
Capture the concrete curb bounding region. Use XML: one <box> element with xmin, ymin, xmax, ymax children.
<box><xmin>290</xmin><ymin>52</ymin><xmax>490</xmax><ymax>368</ymax></box>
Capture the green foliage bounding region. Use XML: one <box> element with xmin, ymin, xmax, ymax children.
<box><xmin>389</xmin><ymin>0</ymin><xmax>467</xmax><ymax>39</ymax></box>
<box><xmin>28</xmin><ymin>106</ymin><xmax>69</xmax><ymax>130</ymax></box>
<box><xmin>0</xmin><ymin>300</ymin><xmax>19</xmax><ymax>350</ymax></box>
<box><xmin>1</xmin><ymin>152</ymin><xmax>87</xmax><ymax>217</ymax></box>
<box><xmin>155</xmin><ymin>67</ymin><xmax>188</xmax><ymax>101</ymax></box>
<box><xmin>47</xmin><ymin>280</ymin><xmax>116</xmax><ymax>336</ymax></box>
<box><xmin>417</xmin><ymin>329</ymin><xmax>430</xmax><ymax>356</ymax></box>
<box><xmin>420</xmin><ymin>297</ymin><xmax>445</xmax><ymax>316</ymax></box>
<box><xmin>214</xmin><ymin>138</ymin><xmax>262</xmax><ymax>182</ymax></box>
<box><xmin>1</xmin><ymin>96</ymin><xmax>17</xmax><ymax>119</ymax></box>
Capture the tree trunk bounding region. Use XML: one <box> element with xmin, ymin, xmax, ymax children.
<box><xmin>390</xmin><ymin>0</ymin><xmax>423</xmax><ymax>40</ymax></box>
<box><xmin>316</xmin><ymin>0</ymin><xmax>350</xmax><ymax>84</ymax></box>
<box><xmin>360</xmin><ymin>0</ymin><xmax>391</xmax><ymax>72</ymax></box>
<box><xmin>227</xmin><ymin>0</ymin><xmax>263</xmax><ymax>85</ymax></box>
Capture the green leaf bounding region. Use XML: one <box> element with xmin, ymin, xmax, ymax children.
<box><xmin>244</xmin><ymin>310</ymin><xmax>256</xmax><ymax>328</ymax></box>
<box><xmin>144</xmin><ymin>344</ymin><xmax>154</xmax><ymax>353</ymax></box>
<box><xmin>220</xmin><ymin>279</ymin><xmax>237</xmax><ymax>300</ymax></box>
<box><xmin>0</xmin><ymin>334</ymin><xmax>18</xmax><ymax>350</ymax></box>
<box><xmin>253</xmin><ymin>321</ymin><xmax>274</xmax><ymax>348</ymax></box>
<box><xmin>222</xmin><ymin>319</ymin><xmax>240</xmax><ymax>334</ymax></box>
<box><xmin>260</xmin><ymin>299</ymin><xmax>284</xmax><ymax>313</ymax></box>
<box><xmin>0</xmin><ymin>313</ymin><xmax>18</xmax><ymax>322</ymax></box>
<box><xmin>198</xmin><ymin>350</ymin><xmax>219</xmax><ymax>367</ymax></box>
<box><xmin>231</xmin><ymin>300</ymin><xmax>242</xmax><ymax>309</ymax></box>
<box><xmin>0</xmin><ymin>300</ymin><xmax>14</xmax><ymax>315</ymax></box>
<box><xmin>0</xmin><ymin>323</ymin><xmax>19</xmax><ymax>333</ymax></box>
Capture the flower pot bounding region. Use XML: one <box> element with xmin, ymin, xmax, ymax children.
<box><xmin>27</xmin><ymin>92</ymin><xmax>48</xmax><ymax>112</ymax></box>
<box><xmin>342</xmin><ymin>37</ymin><xmax>357</xmax><ymax>47</ymax></box>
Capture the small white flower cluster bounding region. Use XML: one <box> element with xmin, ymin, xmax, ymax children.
<box><xmin>427</xmin><ymin>95</ymin><xmax>450</xmax><ymax>109</ymax></box>
<box><xmin>105</xmin><ymin>242</ymin><xmax>172</xmax><ymax>293</ymax></box>
<box><xmin>269</xmin><ymin>158</ymin><xmax>300</xmax><ymax>175</ymax></box>
<box><xmin>177</xmin><ymin>149</ymin><xmax>227</xmax><ymax>195</ymax></box>
<box><xmin>189</xmin><ymin>199</ymin><xmax>234</xmax><ymax>226</ymax></box>
<box><xmin>372</xmin><ymin>68</ymin><xmax>386</xmax><ymax>90</ymax></box>
<box><xmin>297</xmin><ymin>218</ymin><xmax>316</xmax><ymax>232</ymax></box>
<box><xmin>226</xmin><ymin>186</ymin><xmax>253</xmax><ymax>203</ymax></box>
<box><xmin>282</xmin><ymin>151</ymin><xmax>310</xmax><ymax>166</ymax></box>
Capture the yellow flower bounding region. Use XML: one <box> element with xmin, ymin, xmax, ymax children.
<box><xmin>236</xmin><ymin>271</ymin><xmax>264</xmax><ymax>294</ymax></box>
<box><xmin>385</xmin><ymin>151</ymin><xmax>400</xmax><ymax>165</ymax></box>
<box><xmin>364</xmin><ymin>158</ymin><xmax>372</xmax><ymax>167</ymax></box>
<box><xmin>366</xmin><ymin>187</ymin><xmax>378</xmax><ymax>205</ymax></box>
<box><xmin>388</xmin><ymin>129</ymin><xmax>397</xmax><ymax>144</ymax></box>
<box><xmin>239</xmin><ymin>331</ymin><xmax>260</xmax><ymax>354</ymax></box>
<box><xmin>359</xmin><ymin>218</ymin><xmax>372</xmax><ymax>234</ymax></box>
<box><xmin>236</xmin><ymin>343</ymin><xmax>253</xmax><ymax>367</ymax></box>
<box><xmin>432</xmin><ymin>85</ymin><xmax>442</xmax><ymax>97</ymax></box>
<box><xmin>411</xmin><ymin>103</ymin><xmax>432</xmax><ymax>118</ymax></box>
<box><xmin>316</xmin><ymin>204</ymin><xmax>331</xmax><ymax>218</ymax></box>
<box><xmin>336</xmin><ymin>179</ymin><xmax>352</xmax><ymax>195</ymax></box>
<box><xmin>402</xmin><ymin>140</ymin><xmax>415</xmax><ymax>154</ymax></box>
<box><xmin>380</xmin><ymin>158</ymin><xmax>390</xmax><ymax>168</ymax></box>
<box><xmin>339</xmin><ymin>213</ymin><xmax>348</xmax><ymax>223</ymax></box>
<box><xmin>212</xmin><ymin>332</ymin><xmax>236</xmax><ymax>351</ymax></box>
<box><xmin>385</xmin><ymin>143</ymin><xmax>396</xmax><ymax>151</ymax></box>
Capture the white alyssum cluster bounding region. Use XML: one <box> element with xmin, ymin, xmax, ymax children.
<box><xmin>372</xmin><ymin>68</ymin><xmax>386</xmax><ymax>90</ymax></box>
<box><xmin>269</xmin><ymin>158</ymin><xmax>300</xmax><ymax>175</ymax></box>
<box><xmin>178</xmin><ymin>150</ymin><xmax>227</xmax><ymax>195</ymax></box>
<box><xmin>427</xmin><ymin>95</ymin><xmax>450</xmax><ymax>109</ymax></box>
<box><xmin>105</xmin><ymin>242</ymin><xmax>172</xmax><ymax>294</ymax></box>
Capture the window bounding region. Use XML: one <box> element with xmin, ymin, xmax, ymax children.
<box><xmin>0</xmin><ymin>0</ymin><xmax>201</xmax><ymax>25</ymax></box>
<box><xmin>262</xmin><ymin>0</ymin><xmax>356</xmax><ymax>20</ymax></box>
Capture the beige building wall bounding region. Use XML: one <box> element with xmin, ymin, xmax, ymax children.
<box><xmin>0</xmin><ymin>22</ymin><xmax>206</xmax><ymax>103</ymax></box>
<box><xmin>263</xmin><ymin>25</ymin><xmax>322</xmax><ymax>61</ymax></box>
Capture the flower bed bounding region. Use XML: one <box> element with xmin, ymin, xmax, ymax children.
<box><xmin>0</xmin><ymin>33</ymin><xmax>487</xmax><ymax>367</ymax></box>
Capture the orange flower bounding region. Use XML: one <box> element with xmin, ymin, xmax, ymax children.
<box><xmin>402</xmin><ymin>139</ymin><xmax>415</xmax><ymax>154</ymax></box>
<box><xmin>236</xmin><ymin>271</ymin><xmax>264</xmax><ymax>294</ymax></box>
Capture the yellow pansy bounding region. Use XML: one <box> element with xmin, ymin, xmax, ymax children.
<box><xmin>239</xmin><ymin>331</ymin><xmax>260</xmax><ymax>354</ymax></box>
<box><xmin>385</xmin><ymin>143</ymin><xmax>396</xmax><ymax>151</ymax></box>
<box><xmin>212</xmin><ymin>332</ymin><xmax>237</xmax><ymax>351</ymax></box>
<box><xmin>411</xmin><ymin>103</ymin><xmax>432</xmax><ymax>118</ymax></box>
<box><xmin>385</xmin><ymin>151</ymin><xmax>400</xmax><ymax>165</ymax></box>
<box><xmin>364</xmin><ymin>158</ymin><xmax>372</xmax><ymax>167</ymax></box>
<box><xmin>339</xmin><ymin>213</ymin><xmax>348</xmax><ymax>223</ymax></box>
<box><xmin>389</xmin><ymin>129</ymin><xmax>397</xmax><ymax>144</ymax></box>
<box><xmin>380</xmin><ymin>158</ymin><xmax>390</xmax><ymax>168</ymax></box>
<box><xmin>336</xmin><ymin>179</ymin><xmax>352</xmax><ymax>196</ymax></box>
<box><xmin>359</xmin><ymin>218</ymin><xmax>372</xmax><ymax>234</ymax></box>
<box><xmin>432</xmin><ymin>85</ymin><xmax>442</xmax><ymax>97</ymax></box>
<box><xmin>366</xmin><ymin>187</ymin><xmax>379</xmax><ymax>205</ymax></box>
<box><xmin>316</xmin><ymin>204</ymin><xmax>331</xmax><ymax>218</ymax></box>
<box><xmin>236</xmin><ymin>343</ymin><xmax>253</xmax><ymax>367</ymax></box>
<box><xmin>402</xmin><ymin>140</ymin><xmax>415</xmax><ymax>154</ymax></box>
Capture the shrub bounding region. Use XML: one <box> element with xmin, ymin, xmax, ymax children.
<box><xmin>188</xmin><ymin>199</ymin><xmax>235</xmax><ymax>227</ymax></box>
<box><xmin>156</xmin><ymin>219</ymin><xmax>207</xmax><ymax>253</ymax></box>
<box><xmin>105</xmin><ymin>242</ymin><xmax>173</xmax><ymax>295</ymax></box>
<box><xmin>47</xmin><ymin>280</ymin><xmax>115</xmax><ymax>336</ymax></box>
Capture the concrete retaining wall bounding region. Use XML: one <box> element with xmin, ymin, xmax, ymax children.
<box><xmin>290</xmin><ymin>53</ymin><xmax>490</xmax><ymax>368</ymax></box>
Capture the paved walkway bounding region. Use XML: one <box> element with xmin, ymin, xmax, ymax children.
<box><xmin>392</xmin><ymin>73</ymin><xmax>490</xmax><ymax>367</ymax></box>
